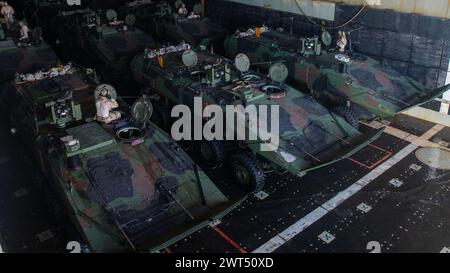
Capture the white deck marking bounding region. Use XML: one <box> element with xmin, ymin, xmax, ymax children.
<box><xmin>439</xmin><ymin>61</ymin><xmax>450</xmax><ymax>114</ymax></box>
<box><xmin>209</xmin><ymin>219</ymin><xmax>222</xmax><ymax>227</ymax></box>
<box><xmin>253</xmin><ymin>144</ymin><xmax>417</xmax><ymax>253</ymax></box>
<box><xmin>254</xmin><ymin>191</ymin><xmax>269</xmax><ymax>200</ymax></box>
<box><xmin>409</xmin><ymin>164</ymin><xmax>422</xmax><ymax>171</ymax></box>
<box><xmin>364</xmin><ymin>122</ymin><xmax>450</xmax><ymax>151</ymax></box>
<box><xmin>357</xmin><ymin>203</ymin><xmax>372</xmax><ymax>213</ymax></box>
<box><xmin>403</xmin><ymin>106</ymin><xmax>450</xmax><ymax>127</ymax></box>
<box><xmin>318</xmin><ymin>231</ymin><xmax>335</xmax><ymax>244</ymax></box>
<box><xmin>37</xmin><ymin>230</ymin><xmax>54</xmax><ymax>242</ymax></box>
<box><xmin>253</xmin><ymin>124</ymin><xmax>444</xmax><ymax>253</ymax></box>
<box><xmin>389</xmin><ymin>178</ymin><xmax>404</xmax><ymax>188</ymax></box>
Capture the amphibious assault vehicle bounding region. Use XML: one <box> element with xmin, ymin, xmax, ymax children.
<box><xmin>0</xmin><ymin>23</ymin><xmax>58</xmax><ymax>82</ymax></box>
<box><xmin>46</xmin><ymin>7</ymin><xmax>155</xmax><ymax>82</ymax></box>
<box><xmin>0</xmin><ymin>64</ymin><xmax>241</xmax><ymax>252</ymax></box>
<box><xmin>118</xmin><ymin>0</ymin><xmax>228</xmax><ymax>50</ymax></box>
<box><xmin>224</xmin><ymin>27</ymin><xmax>450</xmax><ymax>128</ymax></box>
<box><xmin>131</xmin><ymin>43</ymin><xmax>383</xmax><ymax>192</ymax></box>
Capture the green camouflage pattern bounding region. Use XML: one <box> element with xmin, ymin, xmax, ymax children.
<box><xmin>224</xmin><ymin>29</ymin><xmax>450</xmax><ymax>121</ymax></box>
<box><xmin>131</xmin><ymin>47</ymin><xmax>383</xmax><ymax>180</ymax></box>
<box><xmin>0</xmin><ymin>67</ymin><xmax>240</xmax><ymax>252</ymax></box>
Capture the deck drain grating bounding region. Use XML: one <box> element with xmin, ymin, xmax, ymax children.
<box><xmin>357</xmin><ymin>203</ymin><xmax>372</xmax><ymax>213</ymax></box>
<box><xmin>37</xmin><ymin>230</ymin><xmax>54</xmax><ymax>242</ymax></box>
<box><xmin>389</xmin><ymin>178</ymin><xmax>403</xmax><ymax>188</ymax></box>
<box><xmin>318</xmin><ymin>231</ymin><xmax>335</xmax><ymax>244</ymax></box>
<box><xmin>254</xmin><ymin>191</ymin><xmax>269</xmax><ymax>200</ymax></box>
<box><xmin>409</xmin><ymin>164</ymin><xmax>422</xmax><ymax>171</ymax></box>
<box><xmin>209</xmin><ymin>219</ymin><xmax>222</xmax><ymax>227</ymax></box>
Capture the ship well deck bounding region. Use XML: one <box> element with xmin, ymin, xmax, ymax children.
<box><xmin>1</xmin><ymin>106</ymin><xmax>450</xmax><ymax>253</ymax></box>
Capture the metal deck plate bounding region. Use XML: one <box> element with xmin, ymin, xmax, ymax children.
<box><xmin>66</xmin><ymin>123</ymin><xmax>115</xmax><ymax>155</ymax></box>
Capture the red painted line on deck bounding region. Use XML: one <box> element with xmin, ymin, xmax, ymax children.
<box><xmin>211</xmin><ymin>225</ymin><xmax>247</xmax><ymax>253</ymax></box>
<box><xmin>347</xmin><ymin>157</ymin><xmax>372</xmax><ymax>169</ymax></box>
<box><xmin>368</xmin><ymin>144</ymin><xmax>392</xmax><ymax>154</ymax></box>
<box><xmin>366</xmin><ymin>152</ymin><xmax>393</xmax><ymax>169</ymax></box>
<box><xmin>347</xmin><ymin>144</ymin><xmax>393</xmax><ymax>170</ymax></box>
<box><xmin>164</xmin><ymin>247</ymin><xmax>174</xmax><ymax>253</ymax></box>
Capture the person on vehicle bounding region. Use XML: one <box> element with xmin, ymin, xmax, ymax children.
<box><xmin>336</xmin><ymin>31</ymin><xmax>347</xmax><ymax>53</ymax></box>
<box><xmin>95</xmin><ymin>86</ymin><xmax>121</xmax><ymax>124</ymax></box>
<box><xmin>178</xmin><ymin>3</ymin><xmax>188</xmax><ymax>16</ymax></box>
<box><xmin>18</xmin><ymin>21</ymin><xmax>29</xmax><ymax>43</ymax></box>
<box><xmin>0</xmin><ymin>1</ymin><xmax>15</xmax><ymax>29</ymax></box>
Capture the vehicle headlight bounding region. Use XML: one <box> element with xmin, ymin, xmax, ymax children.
<box><xmin>280</xmin><ymin>151</ymin><xmax>297</xmax><ymax>163</ymax></box>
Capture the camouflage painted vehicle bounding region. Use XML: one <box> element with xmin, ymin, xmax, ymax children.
<box><xmin>0</xmin><ymin>64</ymin><xmax>241</xmax><ymax>252</ymax></box>
<box><xmin>117</xmin><ymin>0</ymin><xmax>171</xmax><ymax>36</ymax></box>
<box><xmin>131</xmin><ymin>44</ymin><xmax>383</xmax><ymax>192</ymax></box>
<box><xmin>31</xmin><ymin>0</ymin><xmax>87</xmax><ymax>10</ymax></box>
<box><xmin>85</xmin><ymin>0</ymin><xmax>126</xmax><ymax>9</ymax></box>
<box><xmin>224</xmin><ymin>27</ymin><xmax>450</xmax><ymax>128</ymax></box>
<box><xmin>48</xmin><ymin>8</ymin><xmax>155</xmax><ymax>81</ymax></box>
<box><xmin>0</xmin><ymin>26</ymin><xmax>58</xmax><ymax>82</ymax></box>
<box><xmin>32</xmin><ymin>0</ymin><xmax>122</xmax><ymax>10</ymax></box>
<box><xmin>118</xmin><ymin>1</ymin><xmax>228</xmax><ymax>49</ymax></box>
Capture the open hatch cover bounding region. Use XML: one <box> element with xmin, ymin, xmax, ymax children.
<box><xmin>131</xmin><ymin>96</ymin><xmax>153</xmax><ymax>123</ymax></box>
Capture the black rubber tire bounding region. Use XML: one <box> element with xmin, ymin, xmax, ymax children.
<box><xmin>196</xmin><ymin>140</ymin><xmax>226</xmax><ymax>165</ymax></box>
<box><xmin>230</xmin><ymin>152</ymin><xmax>266</xmax><ymax>193</ymax></box>
<box><xmin>333</xmin><ymin>105</ymin><xmax>360</xmax><ymax>130</ymax></box>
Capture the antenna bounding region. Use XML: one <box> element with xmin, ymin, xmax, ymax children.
<box><xmin>290</xmin><ymin>17</ymin><xmax>293</xmax><ymax>36</ymax></box>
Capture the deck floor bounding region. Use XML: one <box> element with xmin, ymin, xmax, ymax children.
<box><xmin>1</xmin><ymin>114</ymin><xmax>450</xmax><ymax>253</ymax></box>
